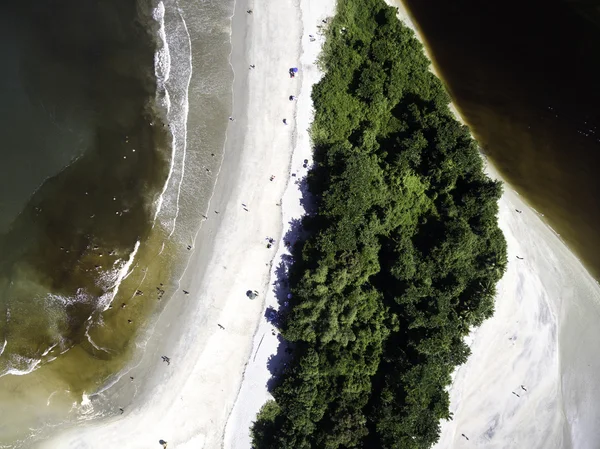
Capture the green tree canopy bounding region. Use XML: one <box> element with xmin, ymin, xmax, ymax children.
<box><xmin>251</xmin><ymin>0</ymin><xmax>507</xmax><ymax>447</ymax></box>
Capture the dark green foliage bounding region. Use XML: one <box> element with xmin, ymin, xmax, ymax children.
<box><xmin>251</xmin><ymin>0</ymin><xmax>507</xmax><ymax>447</ymax></box>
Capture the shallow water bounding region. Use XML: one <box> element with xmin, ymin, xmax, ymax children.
<box><xmin>400</xmin><ymin>0</ymin><xmax>600</xmax><ymax>280</ymax></box>
<box><xmin>0</xmin><ymin>0</ymin><xmax>234</xmax><ymax>445</ymax></box>
<box><xmin>0</xmin><ymin>0</ymin><xmax>169</xmax><ymax>365</ymax></box>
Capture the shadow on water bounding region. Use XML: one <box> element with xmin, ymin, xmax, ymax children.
<box><xmin>400</xmin><ymin>0</ymin><xmax>600</xmax><ymax>280</ymax></box>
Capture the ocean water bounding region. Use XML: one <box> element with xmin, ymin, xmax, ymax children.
<box><xmin>0</xmin><ymin>0</ymin><xmax>234</xmax><ymax>445</ymax></box>
<box><xmin>400</xmin><ymin>0</ymin><xmax>600</xmax><ymax>280</ymax></box>
<box><xmin>0</xmin><ymin>0</ymin><xmax>168</xmax><ymax>374</ymax></box>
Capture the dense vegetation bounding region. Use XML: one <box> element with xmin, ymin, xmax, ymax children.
<box><xmin>251</xmin><ymin>0</ymin><xmax>507</xmax><ymax>447</ymax></box>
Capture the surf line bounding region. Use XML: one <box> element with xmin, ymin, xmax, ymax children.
<box><xmin>169</xmin><ymin>0</ymin><xmax>193</xmax><ymax>238</ymax></box>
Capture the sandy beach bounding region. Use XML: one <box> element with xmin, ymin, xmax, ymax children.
<box><xmin>37</xmin><ymin>0</ymin><xmax>600</xmax><ymax>448</ymax></box>
<box><xmin>431</xmin><ymin>163</ymin><xmax>600</xmax><ymax>449</ymax></box>
<box><xmin>388</xmin><ymin>2</ymin><xmax>600</xmax><ymax>447</ymax></box>
<box><xmin>39</xmin><ymin>0</ymin><xmax>336</xmax><ymax>447</ymax></box>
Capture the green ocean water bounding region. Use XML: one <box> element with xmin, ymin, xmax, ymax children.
<box><xmin>0</xmin><ymin>0</ymin><xmax>235</xmax><ymax>445</ymax></box>
<box><xmin>0</xmin><ymin>0</ymin><xmax>168</xmax><ymax>376</ymax></box>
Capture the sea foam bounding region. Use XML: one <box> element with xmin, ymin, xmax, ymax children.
<box><xmin>150</xmin><ymin>0</ymin><xmax>192</xmax><ymax>238</ymax></box>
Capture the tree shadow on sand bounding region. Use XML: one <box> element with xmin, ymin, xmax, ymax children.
<box><xmin>263</xmin><ymin>171</ymin><xmax>316</xmax><ymax>392</ymax></box>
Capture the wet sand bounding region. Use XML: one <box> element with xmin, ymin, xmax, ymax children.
<box><xmin>388</xmin><ymin>2</ymin><xmax>600</xmax><ymax>447</ymax></box>
<box><xmin>39</xmin><ymin>0</ymin><xmax>322</xmax><ymax>446</ymax></box>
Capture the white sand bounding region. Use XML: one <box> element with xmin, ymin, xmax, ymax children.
<box><xmin>39</xmin><ymin>0</ymin><xmax>336</xmax><ymax>448</ymax></box>
<box><xmin>386</xmin><ymin>2</ymin><xmax>600</xmax><ymax>447</ymax></box>
<box><xmin>431</xmin><ymin>163</ymin><xmax>600</xmax><ymax>449</ymax></box>
<box><xmin>40</xmin><ymin>0</ymin><xmax>600</xmax><ymax>448</ymax></box>
<box><xmin>223</xmin><ymin>0</ymin><xmax>337</xmax><ymax>447</ymax></box>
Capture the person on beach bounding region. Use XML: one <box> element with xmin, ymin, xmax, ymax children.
<box><xmin>183</xmin><ymin>290</ymin><xmax>189</xmax><ymax>294</ymax></box>
<box><xmin>159</xmin><ymin>440</ymin><xmax>168</xmax><ymax>448</ymax></box>
<box><xmin>516</xmin><ymin>256</ymin><xmax>524</xmax><ymax>260</ymax></box>
<box><xmin>218</xmin><ymin>324</ymin><xmax>225</xmax><ymax>330</ymax></box>
<box><xmin>283</xmin><ymin>118</ymin><xmax>288</xmax><ymax>125</ymax></box>
<box><xmin>270</xmin><ymin>175</ymin><xmax>275</xmax><ymax>181</ymax></box>
<box><xmin>515</xmin><ymin>209</ymin><xmax>522</xmax><ymax>213</ymax></box>
<box><xmin>162</xmin><ymin>356</ymin><xmax>171</xmax><ymax>365</ymax></box>
<box><xmin>289</xmin><ymin>95</ymin><xmax>296</xmax><ymax>101</ymax></box>
<box><xmin>461</xmin><ymin>434</ymin><xmax>469</xmax><ymax>441</ymax></box>
<box><xmin>247</xmin><ymin>9</ymin><xmax>252</xmax><ymax>14</ymax></box>
<box><xmin>249</xmin><ymin>64</ymin><xmax>256</xmax><ymax>69</ymax></box>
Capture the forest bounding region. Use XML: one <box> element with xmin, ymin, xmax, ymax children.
<box><xmin>251</xmin><ymin>0</ymin><xmax>507</xmax><ymax>447</ymax></box>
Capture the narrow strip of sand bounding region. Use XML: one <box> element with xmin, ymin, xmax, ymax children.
<box><xmin>387</xmin><ymin>2</ymin><xmax>600</xmax><ymax>447</ymax></box>
<box><xmin>39</xmin><ymin>1</ymin><xmax>600</xmax><ymax>448</ymax></box>
<box><xmin>38</xmin><ymin>0</ymin><xmax>330</xmax><ymax>447</ymax></box>
<box><xmin>223</xmin><ymin>0</ymin><xmax>337</xmax><ymax>446</ymax></box>
<box><xmin>432</xmin><ymin>162</ymin><xmax>600</xmax><ymax>449</ymax></box>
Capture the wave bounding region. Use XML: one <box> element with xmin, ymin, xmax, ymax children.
<box><xmin>152</xmin><ymin>1</ymin><xmax>174</xmax><ymax>223</ymax></box>
<box><xmin>100</xmin><ymin>239</ymin><xmax>141</xmax><ymax>312</ymax></box>
<box><xmin>3</xmin><ymin>355</ymin><xmax>41</xmax><ymax>376</ymax></box>
<box><xmin>150</xmin><ymin>0</ymin><xmax>193</xmax><ymax>238</ymax></box>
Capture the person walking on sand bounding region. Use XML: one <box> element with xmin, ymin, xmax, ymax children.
<box><xmin>461</xmin><ymin>434</ymin><xmax>469</xmax><ymax>441</ymax></box>
<box><xmin>161</xmin><ymin>356</ymin><xmax>171</xmax><ymax>365</ymax></box>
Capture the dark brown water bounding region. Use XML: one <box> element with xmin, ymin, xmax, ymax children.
<box><xmin>401</xmin><ymin>0</ymin><xmax>600</xmax><ymax>279</ymax></box>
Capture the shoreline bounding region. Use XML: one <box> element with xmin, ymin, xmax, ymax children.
<box><xmin>431</xmin><ymin>162</ymin><xmax>600</xmax><ymax>449</ymax></box>
<box><xmin>32</xmin><ymin>1</ymin><xmax>600</xmax><ymax>448</ymax></box>
<box><xmin>387</xmin><ymin>1</ymin><xmax>600</xmax><ymax>447</ymax></box>
<box><xmin>37</xmin><ymin>0</ymin><xmax>322</xmax><ymax>447</ymax></box>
